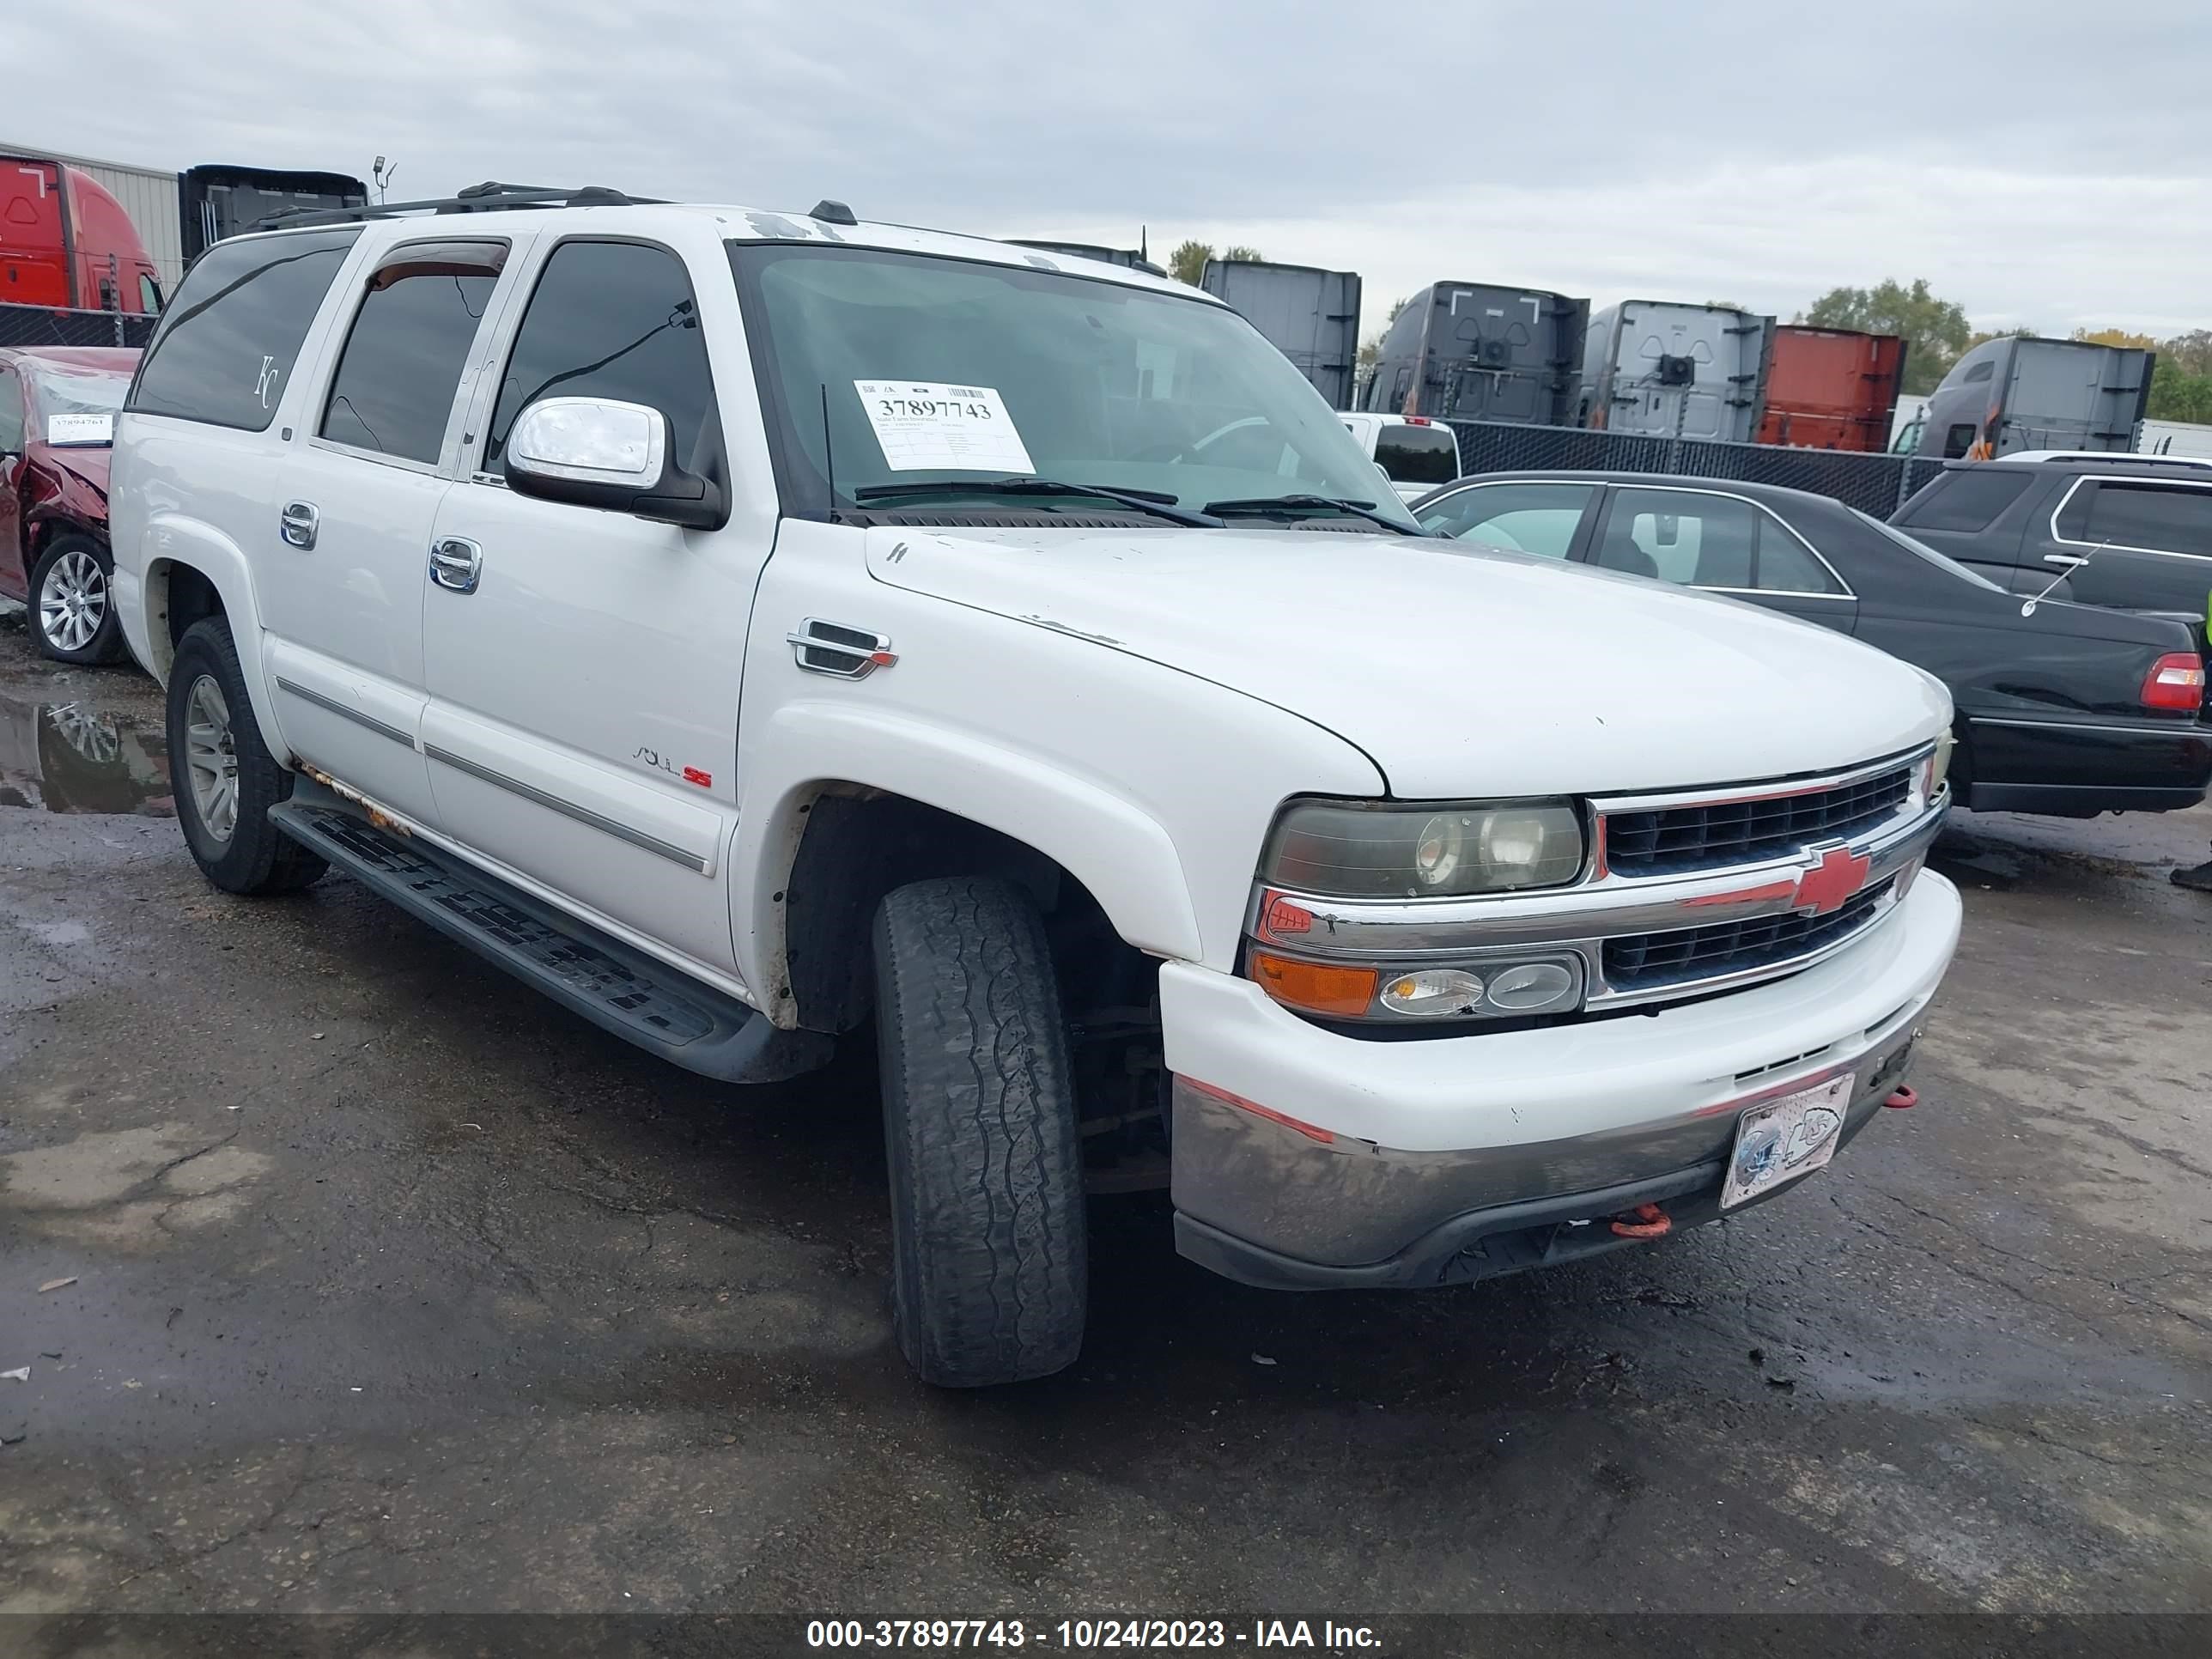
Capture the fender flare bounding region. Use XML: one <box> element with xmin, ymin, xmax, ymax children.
<box><xmin>733</xmin><ymin>701</ymin><xmax>1204</xmax><ymax>1006</ymax></box>
<box><xmin>133</xmin><ymin>515</ymin><xmax>288</xmax><ymax>762</ymax></box>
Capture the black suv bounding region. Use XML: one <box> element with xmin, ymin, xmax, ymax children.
<box><xmin>1893</xmin><ymin>455</ymin><xmax>2212</xmax><ymax>617</ymax></box>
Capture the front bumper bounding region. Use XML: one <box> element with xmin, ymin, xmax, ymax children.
<box><xmin>1164</xmin><ymin>870</ymin><xmax>1962</xmax><ymax>1287</ymax></box>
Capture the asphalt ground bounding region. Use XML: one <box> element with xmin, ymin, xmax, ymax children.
<box><xmin>2</xmin><ymin>616</ymin><xmax>2207</xmax><ymax>1656</ymax></box>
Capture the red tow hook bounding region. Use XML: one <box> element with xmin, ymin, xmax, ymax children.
<box><xmin>1609</xmin><ymin>1201</ymin><xmax>1673</xmax><ymax>1239</ymax></box>
<box><xmin>1884</xmin><ymin>1085</ymin><xmax>1918</xmax><ymax>1110</ymax></box>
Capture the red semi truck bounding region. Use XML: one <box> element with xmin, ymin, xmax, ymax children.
<box><xmin>0</xmin><ymin>156</ymin><xmax>163</xmax><ymax>314</ymax></box>
<box><xmin>1757</xmin><ymin>325</ymin><xmax>1907</xmax><ymax>452</ymax></box>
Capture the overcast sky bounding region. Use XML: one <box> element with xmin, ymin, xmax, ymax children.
<box><xmin>18</xmin><ymin>0</ymin><xmax>2212</xmax><ymax>339</ymax></box>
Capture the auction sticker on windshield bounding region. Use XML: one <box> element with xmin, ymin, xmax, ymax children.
<box><xmin>46</xmin><ymin>412</ymin><xmax>114</xmax><ymax>446</ymax></box>
<box><xmin>854</xmin><ymin>380</ymin><xmax>1035</xmax><ymax>474</ymax></box>
<box><xmin>1722</xmin><ymin>1071</ymin><xmax>1854</xmax><ymax>1209</ymax></box>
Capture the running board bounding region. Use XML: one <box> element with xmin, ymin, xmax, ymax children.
<box><xmin>268</xmin><ymin>794</ymin><xmax>830</xmax><ymax>1084</ymax></box>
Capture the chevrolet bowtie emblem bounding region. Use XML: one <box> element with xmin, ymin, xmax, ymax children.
<box><xmin>1793</xmin><ymin>844</ymin><xmax>1871</xmax><ymax>915</ymax></box>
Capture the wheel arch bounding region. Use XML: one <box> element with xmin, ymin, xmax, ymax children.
<box><xmin>135</xmin><ymin>526</ymin><xmax>287</xmax><ymax>763</ymax></box>
<box><xmin>736</xmin><ymin>706</ymin><xmax>1202</xmax><ymax>1032</ymax></box>
<box><xmin>21</xmin><ymin>511</ymin><xmax>106</xmax><ymax>579</ymax></box>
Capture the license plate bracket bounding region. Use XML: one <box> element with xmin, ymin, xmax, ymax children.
<box><xmin>1722</xmin><ymin>1071</ymin><xmax>1856</xmax><ymax>1210</ymax></box>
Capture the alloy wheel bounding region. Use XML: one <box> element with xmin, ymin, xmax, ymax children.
<box><xmin>183</xmin><ymin>675</ymin><xmax>240</xmax><ymax>842</ymax></box>
<box><xmin>38</xmin><ymin>549</ymin><xmax>108</xmax><ymax>654</ymax></box>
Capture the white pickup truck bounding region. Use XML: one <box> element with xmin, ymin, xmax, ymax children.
<box><xmin>1338</xmin><ymin>411</ymin><xmax>1464</xmax><ymax>502</ymax></box>
<box><xmin>110</xmin><ymin>186</ymin><xmax>1961</xmax><ymax>1387</ymax></box>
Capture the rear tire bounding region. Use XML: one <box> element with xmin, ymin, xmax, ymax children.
<box><xmin>873</xmin><ymin>877</ymin><xmax>1087</xmax><ymax>1387</ymax></box>
<box><xmin>167</xmin><ymin>617</ymin><xmax>326</xmax><ymax>896</ymax></box>
<box><xmin>30</xmin><ymin>535</ymin><xmax>126</xmax><ymax>665</ymax></box>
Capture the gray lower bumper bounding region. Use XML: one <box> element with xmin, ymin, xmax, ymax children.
<box><xmin>1170</xmin><ymin>1031</ymin><xmax>1918</xmax><ymax>1291</ymax></box>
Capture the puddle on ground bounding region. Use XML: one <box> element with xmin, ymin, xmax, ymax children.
<box><xmin>0</xmin><ymin>692</ymin><xmax>174</xmax><ymax>817</ymax></box>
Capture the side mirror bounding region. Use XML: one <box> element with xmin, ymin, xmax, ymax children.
<box><xmin>505</xmin><ymin>397</ymin><xmax>726</xmax><ymax>531</ymax></box>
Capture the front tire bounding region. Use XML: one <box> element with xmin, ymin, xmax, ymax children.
<box><xmin>873</xmin><ymin>877</ymin><xmax>1087</xmax><ymax>1387</ymax></box>
<box><xmin>31</xmin><ymin>535</ymin><xmax>126</xmax><ymax>665</ymax></box>
<box><xmin>167</xmin><ymin>617</ymin><xmax>326</xmax><ymax>896</ymax></box>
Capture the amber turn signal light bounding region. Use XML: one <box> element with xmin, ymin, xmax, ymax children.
<box><xmin>1249</xmin><ymin>951</ymin><xmax>1379</xmax><ymax>1018</ymax></box>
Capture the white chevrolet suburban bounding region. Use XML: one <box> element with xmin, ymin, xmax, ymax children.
<box><xmin>109</xmin><ymin>185</ymin><xmax>1962</xmax><ymax>1387</ymax></box>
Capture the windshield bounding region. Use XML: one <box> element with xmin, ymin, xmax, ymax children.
<box><xmin>25</xmin><ymin>361</ymin><xmax>132</xmax><ymax>441</ymax></box>
<box><xmin>1848</xmin><ymin>507</ymin><xmax>2004</xmax><ymax>592</ymax></box>
<box><xmin>730</xmin><ymin>243</ymin><xmax>1417</xmax><ymax>527</ymax></box>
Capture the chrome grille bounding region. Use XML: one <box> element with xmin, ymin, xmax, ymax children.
<box><xmin>1605</xmin><ymin>766</ymin><xmax>1912</xmax><ymax>877</ymax></box>
<box><xmin>1602</xmin><ymin>878</ymin><xmax>1895</xmax><ymax>993</ymax></box>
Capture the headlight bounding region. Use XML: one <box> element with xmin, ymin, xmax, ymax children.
<box><xmin>1249</xmin><ymin>948</ymin><xmax>1586</xmax><ymax>1021</ymax></box>
<box><xmin>1380</xmin><ymin>958</ymin><xmax>1583</xmax><ymax>1018</ymax></box>
<box><xmin>1262</xmin><ymin>799</ymin><xmax>1585</xmax><ymax>898</ymax></box>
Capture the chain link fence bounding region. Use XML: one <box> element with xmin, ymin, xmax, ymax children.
<box><xmin>1446</xmin><ymin>420</ymin><xmax>1948</xmax><ymax>517</ymax></box>
<box><xmin>0</xmin><ymin>303</ymin><xmax>158</xmax><ymax>352</ymax></box>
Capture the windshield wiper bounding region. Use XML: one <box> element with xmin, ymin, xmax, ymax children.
<box><xmin>851</xmin><ymin>478</ymin><xmax>1223</xmax><ymax>527</ymax></box>
<box><xmin>1202</xmin><ymin>494</ymin><xmax>1429</xmax><ymax>536</ymax></box>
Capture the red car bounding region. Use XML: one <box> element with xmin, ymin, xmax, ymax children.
<box><xmin>0</xmin><ymin>345</ymin><xmax>137</xmax><ymax>663</ymax></box>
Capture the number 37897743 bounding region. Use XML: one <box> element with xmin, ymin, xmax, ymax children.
<box><xmin>876</xmin><ymin>397</ymin><xmax>995</xmax><ymax>422</ymax></box>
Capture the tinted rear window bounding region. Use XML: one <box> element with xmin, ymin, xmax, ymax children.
<box><xmin>2057</xmin><ymin>481</ymin><xmax>2212</xmax><ymax>551</ymax></box>
<box><xmin>1373</xmin><ymin>422</ymin><xmax>1458</xmax><ymax>483</ymax></box>
<box><xmin>1901</xmin><ymin>468</ymin><xmax>2033</xmax><ymax>532</ymax></box>
<box><xmin>130</xmin><ymin>229</ymin><xmax>360</xmax><ymax>431</ymax></box>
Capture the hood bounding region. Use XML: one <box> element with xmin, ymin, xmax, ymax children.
<box><xmin>866</xmin><ymin>526</ymin><xmax>1949</xmax><ymax>798</ymax></box>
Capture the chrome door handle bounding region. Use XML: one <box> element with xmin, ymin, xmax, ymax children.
<box><xmin>280</xmin><ymin>501</ymin><xmax>319</xmax><ymax>550</ymax></box>
<box><xmin>428</xmin><ymin>536</ymin><xmax>483</xmax><ymax>594</ymax></box>
<box><xmin>2041</xmin><ymin>553</ymin><xmax>2088</xmax><ymax>568</ymax></box>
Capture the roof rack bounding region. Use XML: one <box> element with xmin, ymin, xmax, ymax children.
<box><xmin>251</xmin><ymin>180</ymin><xmax>660</xmax><ymax>231</ymax></box>
<box><xmin>1992</xmin><ymin>450</ymin><xmax>2212</xmax><ymax>470</ymax></box>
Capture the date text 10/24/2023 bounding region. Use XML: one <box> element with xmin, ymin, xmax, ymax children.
<box><xmin>805</xmin><ymin>1620</ymin><xmax>1383</xmax><ymax>1650</ymax></box>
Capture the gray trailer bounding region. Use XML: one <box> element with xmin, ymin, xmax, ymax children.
<box><xmin>1360</xmin><ymin>283</ymin><xmax>1586</xmax><ymax>425</ymax></box>
<box><xmin>1912</xmin><ymin>336</ymin><xmax>2154</xmax><ymax>459</ymax></box>
<box><xmin>1582</xmin><ymin>301</ymin><xmax>1775</xmax><ymax>443</ymax></box>
<box><xmin>1200</xmin><ymin>259</ymin><xmax>1362</xmax><ymax>410</ymax></box>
